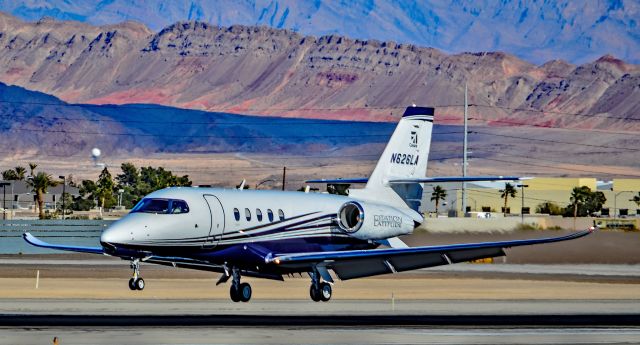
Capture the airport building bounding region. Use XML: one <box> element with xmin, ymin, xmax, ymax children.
<box><xmin>0</xmin><ymin>180</ymin><xmax>80</xmax><ymax>212</ymax></box>
<box><xmin>423</xmin><ymin>178</ymin><xmax>640</xmax><ymax>218</ymax></box>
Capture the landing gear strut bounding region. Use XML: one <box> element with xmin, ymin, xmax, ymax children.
<box><xmin>229</xmin><ymin>267</ymin><xmax>251</xmax><ymax>302</ymax></box>
<box><xmin>309</xmin><ymin>270</ymin><xmax>332</xmax><ymax>302</ymax></box>
<box><xmin>128</xmin><ymin>259</ymin><xmax>145</xmax><ymax>291</ymax></box>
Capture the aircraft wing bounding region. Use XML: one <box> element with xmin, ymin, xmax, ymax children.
<box><xmin>307</xmin><ymin>176</ymin><xmax>529</xmax><ymax>184</ymax></box>
<box><xmin>23</xmin><ymin>232</ymin><xmax>104</xmax><ymax>254</ymax></box>
<box><xmin>268</xmin><ymin>228</ymin><xmax>594</xmax><ymax>280</ymax></box>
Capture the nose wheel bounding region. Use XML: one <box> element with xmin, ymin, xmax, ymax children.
<box><xmin>128</xmin><ymin>259</ymin><xmax>145</xmax><ymax>291</ymax></box>
<box><xmin>229</xmin><ymin>267</ymin><xmax>251</xmax><ymax>302</ymax></box>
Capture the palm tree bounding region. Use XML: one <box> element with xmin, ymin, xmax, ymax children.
<box><xmin>430</xmin><ymin>185</ymin><xmax>447</xmax><ymax>215</ymax></box>
<box><xmin>28</xmin><ymin>163</ymin><xmax>38</xmax><ymax>177</ymax></box>
<box><xmin>570</xmin><ymin>186</ymin><xmax>589</xmax><ymax>230</ymax></box>
<box><xmin>27</xmin><ymin>172</ymin><xmax>58</xmax><ymax>219</ymax></box>
<box><xmin>499</xmin><ymin>183</ymin><xmax>517</xmax><ymax>216</ymax></box>
<box><xmin>13</xmin><ymin>166</ymin><xmax>26</xmax><ymax>180</ymax></box>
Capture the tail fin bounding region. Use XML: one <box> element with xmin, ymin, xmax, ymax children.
<box><xmin>351</xmin><ymin>106</ymin><xmax>433</xmax><ymax>212</ymax></box>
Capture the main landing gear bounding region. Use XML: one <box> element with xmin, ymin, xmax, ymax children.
<box><xmin>229</xmin><ymin>267</ymin><xmax>252</xmax><ymax>302</ymax></box>
<box><xmin>128</xmin><ymin>259</ymin><xmax>145</xmax><ymax>291</ymax></box>
<box><xmin>309</xmin><ymin>271</ymin><xmax>332</xmax><ymax>302</ymax></box>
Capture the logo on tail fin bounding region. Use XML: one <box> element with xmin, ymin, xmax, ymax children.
<box><xmin>410</xmin><ymin>131</ymin><xmax>418</xmax><ymax>148</ymax></box>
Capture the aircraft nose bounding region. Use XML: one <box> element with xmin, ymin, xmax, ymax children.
<box><xmin>100</xmin><ymin>222</ymin><xmax>128</xmax><ymax>245</ymax></box>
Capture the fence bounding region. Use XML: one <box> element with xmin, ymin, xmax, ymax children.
<box><xmin>0</xmin><ymin>219</ymin><xmax>114</xmax><ymax>254</ymax></box>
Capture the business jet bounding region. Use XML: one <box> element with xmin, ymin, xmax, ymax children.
<box><xmin>24</xmin><ymin>106</ymin><xmax>593</xmax><ymax>302</ymax></box>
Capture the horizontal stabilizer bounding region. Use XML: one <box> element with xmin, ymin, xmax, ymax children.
<box><xmin>306</xmin><ymin>178</ymin><xmax>368</xmax><ymax>184</ymax></box>
<box><xmin>307</xmin><ymin>176</ymin><xmax>529</xmax><ymax>185</ymax></box>
<box><xmin>23</xmin><ymin>232</ymin><xmax>104</xmax><ymax>255</ymax></box>
<box><xmin>389</xmin><ymin>176</ymin><xmax>530</xmax><ymax>184</ymax></box>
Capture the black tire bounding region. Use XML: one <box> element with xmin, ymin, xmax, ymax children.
<box><xmin>230</xmin><ymin>285</ymin><xmax>241</xmax><ymax>302</ymax></box>
<box><xmin>128</xmin><ymin>278</ymin><xmax>136</xmax><ymax>291</ymax></box>
<box><xmin>135</xmin><ymin>278</ymin><xmax>145</xmax><ymax>291</ymax></box>
<box><xmin>319</xmin><ymin>282</ymin><xmax>332</xmax><ymax>302</ymax></box>
<box><xmin>309</xmin><ymin>285</ymin><xmax>321</xmax><ymax>302</ymax></box>
<box><xmin>239</xmin><ymin>282</ymin><xmax>252</xmax><ymax>302</ymax></box>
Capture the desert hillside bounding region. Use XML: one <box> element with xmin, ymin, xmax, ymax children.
<box><xmin>0</xmin><ymin>13</ymin><xmax>638</xmax><ymax>131</ymax></box>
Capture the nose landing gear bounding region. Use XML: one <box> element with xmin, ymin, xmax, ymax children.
<box><xmin>228</xmin><ymin>267</ymin><xmax>251</xmax><ymax>302</ymax></box>
<box><xmin>128</xmin><ymin>259</ymin><xmax>145</xmax><ymax>291</ymax></box>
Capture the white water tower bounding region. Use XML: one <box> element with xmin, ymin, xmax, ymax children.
<box><xmin>91</xmin><ymin>148</ymin><xmax>105</xmax><ymax>168</ymax></box>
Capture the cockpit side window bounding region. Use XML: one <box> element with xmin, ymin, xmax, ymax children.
<box><xmin>132</xmin><ymin>198</ymin><xmax>189</xmax><ymax>214</ymax></box>
<box><xmin>170</xmin><ymin>200</ymin><xmax>189</xmax><ymax>214</ymax></box>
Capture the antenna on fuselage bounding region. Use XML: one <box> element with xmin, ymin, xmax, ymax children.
<box><xmin>237</xmin><ymin>179</ymin><xmax>246</xmax><ymax>190</ymax></box>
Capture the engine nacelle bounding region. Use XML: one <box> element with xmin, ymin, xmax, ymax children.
<box><xmin>337</xmin><ymin>201</ymin><xmax>415</xmax><ymax>240</ymax></box>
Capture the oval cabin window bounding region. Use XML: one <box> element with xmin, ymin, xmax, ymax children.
<box><xmin>267</xmin><ymin>209</ymin><xmax>274</xmax><ymax>222</ymax></box>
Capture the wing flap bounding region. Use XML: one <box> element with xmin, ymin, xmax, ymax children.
<box><xmin>333</xmin><ymin>260</ymin><xmax>391</xmax><ymax>280</ymax></box>
<box><xmin>447</xmin><ymin>247</ymin><xmax>506</xmax><ymax>263</ymax></box>
<box><xmin>23</xmin><ymin>232</ymin><xmax>104</xmax><ymax>255</ymax></box>
<box><xmin>388</xmin><ymin>252</ymin><xmax>448</xmax><ymax>272</ymax></box>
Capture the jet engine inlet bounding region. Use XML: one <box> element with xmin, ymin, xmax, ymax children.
<box><xmin>338</xmin><ymin>202</ymin><xmax>364</xmax><ymax>233</ymax></box>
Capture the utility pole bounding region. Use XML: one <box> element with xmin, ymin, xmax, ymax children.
<box><xmin>517</xmin><ymin>184</ymin><xmax>529</xmax><ymax>223</ymax></box>
<box><xmin>59</xmin><ymin>176</ymin><xmax>66</xmax><ymax>220</ymax></box>
<box><xmin>281</xmin><ymin>166</ymin><xmax>287</xmax><ymax>191</ymax></box>
<box><xmin>461</xmin><ymin>83</ymin><xmax>468</xmax><ymax>216</ymax></box>
<box><xmin>0</xmin><ymin>182</ymin><xmax>8</xmax><ymax>220</ymax></box>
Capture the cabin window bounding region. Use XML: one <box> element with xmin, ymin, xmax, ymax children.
<box><xmin>233</xmin><ymin>208</ymin><xmax>240</xmax><ymax>221</ymax></box>
<box><xmin>267</xmin><ymin>209</ymin><xmax>274</xmax><ymax>222</ymax></box>
<box><xmin>278</xmin><ymin>209</ymin><xmax>285</xmax><ymax>221</ymax></box>
<box><xmin>245</xmin><ymin>208</ymin><xmax>251</xmax><ymax>221</ymax></box>
<box><xmin>132</xmin><ymin>198</ymin><xmax>189</xmax><ymax>214</ymax></box>
<box><xmin>256</xmin><ymin>209</ymin><xmax>263</xmax><ymax>222</ymax></box>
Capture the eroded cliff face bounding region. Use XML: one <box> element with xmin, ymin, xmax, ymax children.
<box><xmin>0</xmin><ymin>13</ymin><xmax>638</xmax><ymax>129</ymax></box>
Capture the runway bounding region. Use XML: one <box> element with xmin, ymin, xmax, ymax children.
<box><xmin>1</xmin><ymin>258</ymin><xmax>638</xmax><ymax>344</ymax></box>
<box><xmin>2</xmin><ymin>300</ymin><xmax>639</xmax><ymax>344</ymax></box>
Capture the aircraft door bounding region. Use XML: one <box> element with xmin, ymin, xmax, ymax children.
<box><xmin>203</xmin><ymin>194</ymin><xmax>225</xmax><ymax>247</ymax></box>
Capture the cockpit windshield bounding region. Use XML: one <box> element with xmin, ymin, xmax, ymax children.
<box><xmin>131</xmin><ymin>198</ymin><xmax>189</xmax><ymax>214</ymax></box>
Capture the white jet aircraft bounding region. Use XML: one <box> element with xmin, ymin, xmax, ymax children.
<box><xmin>25</xmin><ymin>106</ymin><xmax>593</xmax><ymax>302</ymax></box>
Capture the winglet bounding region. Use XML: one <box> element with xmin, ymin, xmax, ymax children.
<box><xmin>23</xmin><ymin>232</ymin><xmax>104</xmax><ymax>254</ymax></box>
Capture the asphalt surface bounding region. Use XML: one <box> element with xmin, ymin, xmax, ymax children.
<box><xmin>2</xmin><ymin>299</ymin><xmax>639</xmax><ymax>316</ymax></box>
<box><xmin>3</xmin><ymin>326</ymin><xmax>640</xmax><ymax>345</ymax></box>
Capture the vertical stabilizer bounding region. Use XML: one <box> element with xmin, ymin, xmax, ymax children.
<box><xmin>351</xmin><ymin>106</ymin><xmax>433</xmax><ymax>212</ymax></box>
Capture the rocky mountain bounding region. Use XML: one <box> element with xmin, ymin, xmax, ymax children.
<box><xmin>1</xmin><ymin>0</ymin><xmax>638</xmax><ymax>65</ymax></box>
<box><xmin>0</xmin><ymin>13</ymin><xmax>638</xmax><ymax>131</ymax></box>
